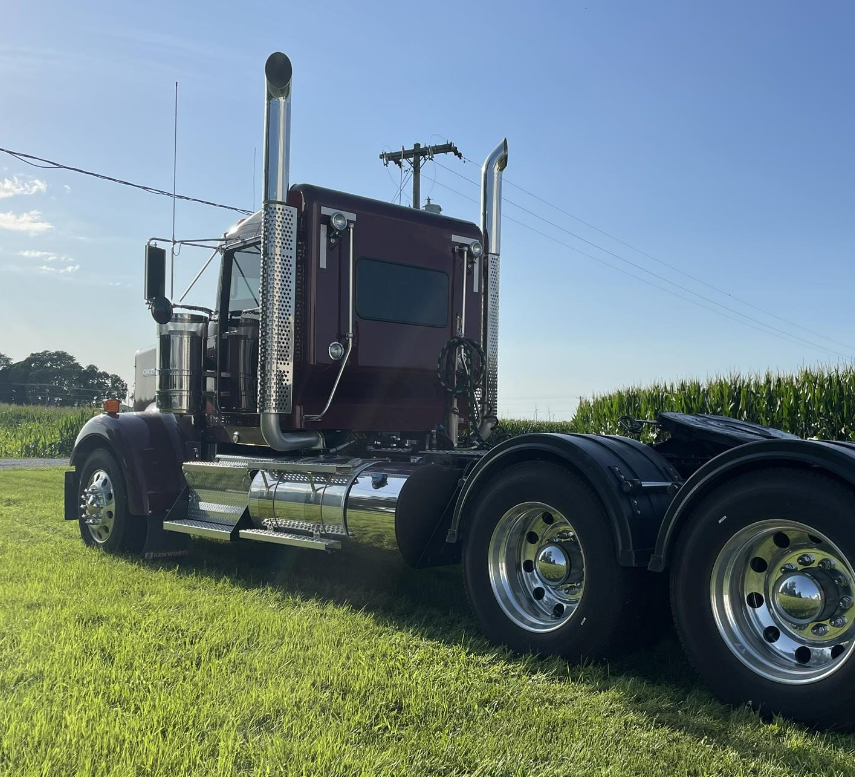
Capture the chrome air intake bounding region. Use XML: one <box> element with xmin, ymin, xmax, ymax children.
<box><xmin>480</xmin><ymin>139</ymin><xmax>508</xmax><ymax>430</ymax></box>
<box><xmin>155</xmin><ymin>312</ymin><xmax>206</xmax><ymax>414</ymax></box>
<box><xmin>258</xmin><ymin>51</ymin><xmax>321</xmax><ymax>451</ymax></box>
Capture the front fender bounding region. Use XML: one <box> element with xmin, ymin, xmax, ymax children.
<box><xmin>70</xmin><ymin>411</ymin><xmax>196</xmax><ymax>515</ymax></box>
<box><xmin>448</xmin><ymin>433</ymin><xmax>681</xmax><ymax>567</ymax></box>
<box><xmin>649</xmin><ymin>438</ymin><xmax>855</xmax><ymax>572</ymax></box>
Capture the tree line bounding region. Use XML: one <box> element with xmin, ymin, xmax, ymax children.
<box><xmin>0</xmin><ymin>351</ymin><xmax>128</xmax><ymax>406</ymax></box>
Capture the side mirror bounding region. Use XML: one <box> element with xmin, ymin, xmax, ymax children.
<box><xmin>145</xmin><ymin>244</ymin><xmax>166</xmax><ymax>300</ymax></box>
<box><xmin>149</xmin><ymin>296</ymin><xmax>173</xmax><ymax>325</ymax></box>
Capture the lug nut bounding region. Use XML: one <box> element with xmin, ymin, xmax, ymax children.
<box><xmin>797</xmin><ymin>554</ymin><xmax>815</xmax><ymax>566</ymax></box>
<box><xmin>811</xmin><ymin>623</ymin><xmax>829</xmax><ymax>637</ymax></box>
<box><xmin>831</xmin><ymin>615</ymin><xmax>847</xmax><ymax>628</ymax></box>
<box><xmin>780</xmin><ymin>563</ymin><xmax>797</xmax><ymax>574</ymax></box>
<box><xmin>819</xmin><ymin>558</ymin><xmax>836</xmax><ymax>570</ymax></box>
<box><xmin>838</xmin><ymin>576</ymin><xmax>851</xmax><ymax>588</ymax></box>
<box><xmin>841</xmin><ymin>597</ymin><xmax>853</xmax><ymax>610</ymax></box>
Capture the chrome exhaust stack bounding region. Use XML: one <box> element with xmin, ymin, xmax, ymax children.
<box><xmin>258</xmin><ymin>51</ymin><xmax>322</xmax><ymax>452</ymax></box>
<box><xmin>479</xmin><ymin>139</ymin><xmax>508</xmax><ymax>438</ymax></box>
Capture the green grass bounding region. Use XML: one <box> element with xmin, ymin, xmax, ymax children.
<box><xmin>4</xmin><ymin>470</ymin><xmax>855</xmax><ymax>776</ymax></box>
<box><xmin>0</xmin><ymin>404</ymin><xmax>97</xmax><ymax>458</ymax></box>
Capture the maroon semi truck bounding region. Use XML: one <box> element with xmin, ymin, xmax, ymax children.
<box><xmin>66</xmin><ymin>52</ymin><xmax>855</xmax><ymax>728</ymax></box>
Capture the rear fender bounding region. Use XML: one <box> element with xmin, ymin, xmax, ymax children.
<box><xmin>69</xmin><ymin>411</ymin><xmax>196</xmax><ymax>516</ymax></box>
<box><xmin>649</xmin><ymin>438</ymin><xmax>855</xmax><ymax>571</ymax></box>
<box><xmin>448</xmin><ymin>433</ymin><xmax>681</xmax><ymax>567</ymax></box>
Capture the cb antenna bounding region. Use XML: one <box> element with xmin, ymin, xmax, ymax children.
<box><xmin>170</xmin><ymin>81</ymin><xmax>178</xmax><ymax>298</ymax></box>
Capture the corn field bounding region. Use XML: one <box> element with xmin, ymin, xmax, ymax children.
<box><xmin>2</xmin><ymin>365</ymin><xmax>855</xmax><ymax>457</ymax></box>
<box><xmin>0</xmin><ymin>404</ymin><xmax>98</xmax><ymax>458</ymax></box>
<box><xmin>499</xmin><ymin>365</ymin><xmax>855</xmax><ymax>443</ymax></box>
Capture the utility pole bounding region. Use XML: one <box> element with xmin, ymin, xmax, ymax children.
<box><xmin>379</xmin><ymin>141</ymin><xmax>462</xmax><ymax>209</ymax></box>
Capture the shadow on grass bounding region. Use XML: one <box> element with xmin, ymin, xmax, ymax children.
<box><xmin>130</xmin><ymin>537</ymin><xmax>855</xmax><ymax>769</ymax></box>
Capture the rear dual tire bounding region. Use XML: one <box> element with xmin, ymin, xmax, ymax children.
<box><xmin>671</xmin><ymin>469</ymin><xmax>855</xmax><ymax>729</ymax></box>
<box><xmin>462</xmin><ymin>461</ymin><xmax>666</xmax><ymax>661</ymax></box>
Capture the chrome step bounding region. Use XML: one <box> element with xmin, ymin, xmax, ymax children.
<box><xmin>162</xmin><ymin>519</ymin><xmax>237</xmax><ymax>540</ymax></box>
<box><xmin>238</xmin><ymin>528</ymin><xmax>341</xmax><ymax>551</ymax></box>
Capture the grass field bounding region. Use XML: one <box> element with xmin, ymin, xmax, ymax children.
<box><xmin>3</xmin><ymin>469</ymin><xmax>855</xmax><ymax>776</ymax></box>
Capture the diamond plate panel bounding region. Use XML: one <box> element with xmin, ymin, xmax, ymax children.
<box><xmin>259</xmin><ymin>202</ymin><xmax>298</xmax><ymax>414</ymax></box>
<box><xmin>183</xmin><ymin>462</ymin><xmax>250</xmax><ymax>526</ymax></box>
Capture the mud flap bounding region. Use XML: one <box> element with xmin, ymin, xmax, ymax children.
<box><xmin>143</xmin><ymin>515</ymin><xmax>191</xmax><ymax>559</ymax></box>
<box><xmin>64</xmin><ymin>470</ymin><xmax>79</xmax><ymax>521</ymax></box>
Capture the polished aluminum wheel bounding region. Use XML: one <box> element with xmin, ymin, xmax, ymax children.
<box><xmin>488</xmin><ymin>501</ymin><xmax>585</xmax><ymax>632</ymax></box>
<box><xmin>80</xmin><ymin>469</ymin><xmax>116</xmax><ymax>544</ymax></box>
<box><xmin>711</xmin><ymin>519</ymin><xmax>855</xmax><ymax>684</ymax></box>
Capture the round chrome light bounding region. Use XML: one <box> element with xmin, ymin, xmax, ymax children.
<box><xmin>330</xmin><ymin>212</ymin><xmax>348</xmax><ymax>232</ymax></box>
<box><xmin>469</xmin><ymin>240</ymin><xmax>484</xmax><ymax>258</ymax></box>
<box><xmin>328</xmin><ymin>341</ymin><xmax>345</xmax><ymax>361</ymax></box>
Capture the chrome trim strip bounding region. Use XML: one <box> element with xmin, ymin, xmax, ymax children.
<box><xmin>319</xmin><ymin>224</ymin><xmax>327</xmax><ymax>269</ymax></box>
<box><xmin>451</xmin><ymin>234</ymin><xmax>478</xmax><ymax>245</ymax></box>
<box><xmin>321</xmin><ymin>206</ymin><xmax>357</xmax><ymax>222</ymax></box>
<box><xmin>305</xmin><ymin>225</ymin><xmax>354</xmax><ymax>422</ymax></box>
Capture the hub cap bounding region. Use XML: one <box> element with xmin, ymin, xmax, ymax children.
<box><xmin>711</xmin><ymin>519</ymin><xmax>855</xmax><ymax>684</ymax></box>
<box><xmin>80</xmin><ymin>469</ymin><xmax>116</xmax><ymax>544</ymax></box>
<box><xmin>488</xmin><ymin>502</ymin><xmax>585</xmax><ymax>633</ymax></box>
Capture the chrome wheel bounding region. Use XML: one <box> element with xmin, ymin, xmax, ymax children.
<box><xmin>80</xmin><ymin>469</ymin><xmax>116</xmax><ymax>544</ymax></box>
<box><xmin>488</xmin><ymin>501</ymin><xmax>585</xmax><ymax>633</ymax></box>
<box><xmin>711</xmin><ymin>519</ymin><xmax>855</xmax><ymax>684</ymax></box>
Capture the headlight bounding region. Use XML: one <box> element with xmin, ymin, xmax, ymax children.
<box><xmin>469</xmin><ymin>240</ymin><xmax>484</xmax><ymax>258</ymax></box>
<box><xmin>330</xmin><ymin>212</ymin><xmax>348</xmax><ymax>232</ymax></box>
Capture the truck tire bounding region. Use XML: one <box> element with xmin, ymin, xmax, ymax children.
<box><xmin>462</xmin><ymin>460</ymin><xmax>661</xmax><ymax>661</ymax></box>
<box><xmin>671</xmin><ymin>468</ymin><xmax>855</xmax><ymax>729</ymax></box>
<box><xmin>77</xmin><ymin>448</ymin><xmax>146</xmax><ymax>554</ymax></box>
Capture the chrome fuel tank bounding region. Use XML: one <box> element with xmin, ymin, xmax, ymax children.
<box><xmin>247</xmin><ymin>459</ymin><xmax>419</xmax><ymax>549</ymax></box>
<box><xmin>344</xmin><ymin>462</ymin><xmax>420</xmax><ymax>551</ymax></box>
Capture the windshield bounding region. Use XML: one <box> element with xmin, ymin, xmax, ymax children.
<box><xmin>229</xmin><ymin>245</ymin><xmax>261</xmax><ymax>312</ymax></box>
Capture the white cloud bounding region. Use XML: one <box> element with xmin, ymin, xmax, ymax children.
<box><xmin>18</xmin><ymin>249</ymin><xmax>74</xmax><ymax>262</ymax></box>
<box><xmin>39</xmin><ymin>263</ymin><xmax>79</xmax><ymax>274</ymax></box>
<box><xmin>0</xmin><ymin>176</ymin><xmax>47</xmax><ymax>199</ymax></box>
<box><xmin>63</xmin><ymin>185</ymin><xmax>71</xmax><ymax>193</ymax></box>
<box><xmin>0</xmin><ymin>210</ymin><xmax>53</xmax><ymax>233</ymax></box>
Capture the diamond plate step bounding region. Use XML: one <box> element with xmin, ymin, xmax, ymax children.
<box><xmin>162</xmin><ymin>519</ymin><xmax>237</xmax><ymax>540</ymax></box>
<box><xmin>238</xmin><ymin>528</ymin><xmax>341</xmax><ymax>550</ymax></box>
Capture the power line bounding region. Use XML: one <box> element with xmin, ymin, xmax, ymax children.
<box><xmin>457</xmin><ymin>155</ymin><xmax>852</xmax><ymax>354</ymax></box>
<box><xmin>435</xmin><ymin>161</ymin><xmax>852</xmax><ymax>359</ymax></box>
<box><xmin>0</xmin><ymin>147</ymin><xmax>253</xmax><ymax>215</ymax></box>
<box><xmin>429</xmin><ymin>177</ymin><xmax>853</xmax><ymax>359</ymax></box>
<box><xmin>439</xmin><ymin>159</ymin><xmax>852</xmax><ymax>357</ymax></box>
<box><xmin>391</xmin><ymin>170</ymin><xmax>413</xmax><ymax>204</ymax></box>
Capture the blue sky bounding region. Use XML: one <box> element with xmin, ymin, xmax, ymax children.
<box><xmin>0</xmin><ymin>0</ymin><xmax>853</xmax><ymax>418</ymax></box>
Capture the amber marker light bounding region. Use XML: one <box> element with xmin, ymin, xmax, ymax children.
<box><xmin>103</xmin><ymin>399</ymin><xmax>121</xmax><ymax>415</ymax></box>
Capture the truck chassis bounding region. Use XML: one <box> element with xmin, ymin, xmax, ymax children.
<box><xmin>65</xmin><ymin>51</ymin><xmax>855</xmax><ymax>730</ymax></box>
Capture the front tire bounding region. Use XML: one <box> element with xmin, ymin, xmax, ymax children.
<box><xmin>462</xmin><ymin>461</ymin><xmax>662</xmax><ymax>661</ymax></box>
<box><xmin>672</xmin><ymin>468</ymin><xmax>855</xmax><ymax>729</ymax></box>
<box><xmin>77</xmin><ymin>448</ymin><xmax>146</xmax><ymax>554</ymax></box>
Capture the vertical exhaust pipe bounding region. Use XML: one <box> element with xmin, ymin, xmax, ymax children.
<box><xmin>258</xmin><ymin>52</ymin><xmax>322</xmax><ymax>451</ymax></box>
<box><xmin>479</xmin><ymin>139</ymin><xmax>508</xmax><ymax>437</ymax></box>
